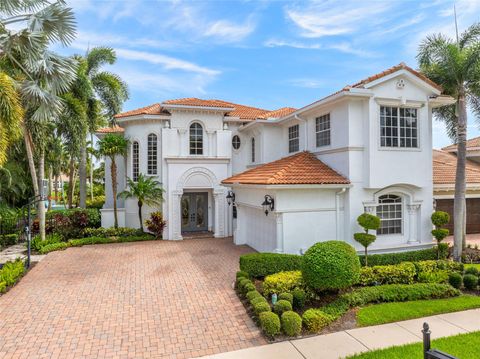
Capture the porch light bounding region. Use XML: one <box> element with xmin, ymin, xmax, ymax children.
<box><xmin>261</xmin><ymin>195</ymin><xmax>274</xmax><ymax>216</ymax></box>
<box><xmin>226</xmin><ymin>191</ymin><xmax>235</xmax><ymax>206</ymax></box>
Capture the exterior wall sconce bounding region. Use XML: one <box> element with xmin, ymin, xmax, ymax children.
<box><xmin>226</xmin><ymin>190</ymin><xmax>235</xmax><ymax>206</ymax></box>
<box><xmin>261</xmin><ymin>195</ymin><xmax>274</xmax><ymax>216</ymax></box>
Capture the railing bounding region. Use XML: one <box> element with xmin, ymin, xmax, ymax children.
<box><xmin>422</xmin><ymin>322</ymin><xmax>458</xmax><ymax>359</ymax></box>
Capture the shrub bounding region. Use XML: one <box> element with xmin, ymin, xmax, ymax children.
<box><xmin>354</xmin><ymin>213</ymin><xmax>381</xmax><ymax>266</ymax></box>
<box><xmin>253</xmin><ymin>301</ymin><xmax>271</xmax><ymax>315</ymax></box>
<box><xmin>464</xmin><ymin>267</ymin><xmax>479</xmax><ymax>276</ymax></box>
<box><xmin>45</xmin><ymin>208</ymin><xmax>101</xmax><ymax>239</ymax></box>
<box><xmin>259</xmin><ymin>312</ymin><xmax>281</xmax><ymax>337</ymax></box>
<box><xmin>359</xmin><ymin>262</ymin><xmax>416</xmax><ymax>286</ymax></box>
<box><xmin>82</xmin><ymin>227</ymin><xmax>141</xmax><ymax>238</ymax></box>
<box><xmin>431</xmin><ymin>211</ymin><xmax>450</xmax><ymax>227</ymax></box>
<box><xmin>237</xmin><ymin>278</ymin><xmax>252</xmax><ymax>292</ymax></box>
<box><xmin>0</xmin><ymin>259</ymin><xmax>25</xmax><ymax>287</ymax></box>
<box><xmin>31</xmin><ymin>233</ymin><xmax>62</xmax><ymax>252</ymax></box>
<box><xmin>281</xmin><ymin>311</ymin><xmax>302</xmax><ymax>336</ymax></box>
<box><xmin>278</xmin><ymin>292</ymin><xmax>293</xmax><ymax>304</ymax></box>
<box><xmin>236</xmin><ymin>271</ymin><xmax>249</xmax><ymax>279</ymax></box>
<box><xmin>246</xmin><ymin>290</ymin><xmax>262</xmax><ymax>301</ymax></box>
<box><xmin>263</xmin><ymin>271</ymin><xmax>303</xmax><ymax>296</ymax></box>
<box><xmin>243</xmin><ymin>282</ymin><xmax>256</xmax><ymax>295</ymax></box>
<box><xmin>145</xmin><ymin>212</ymin><xmax>166</xmax><ymax>239</ymax></box>
<box><xmin>359</xmin><ymin>246</ymin><xmax>447</xmax><ymax>266</ymax></box>
<box><xmin>302</xmin><ymin>309</ymin><xmax>334</xmax><ymax>333</ymax></box>
<box><xmin>302</xmin><ymin>241</ymin><xmax>361</xmax><ymax>291</ymax></box>
<box><xmin>39</xmin><ymin>242</ymin><xmax>69</xmax><ymax>254</ymax></box>
<box><xmin>0</xmin><ymin>233</ymin><xmax>18</xmax><ymax>248</ymax></box>
<box><xmin>273</xmin><ymin>299</ymin><xmax>292</xmax><ymax>315</ymax></box>
<box><xmin>239</xmin><ymin>253</ymin><xmax>303</xmax><ymax>278</ymax></box>
<box><xmin>417</xmin><ymin>270</ymin><xmax>449</xmax><ymax>284</ymax></box>
<box><xmin>250</xmin><ymin>296</ymin><xmax>268</xmax><ymax>307</ymax></box>
<box><xmin>431</xmin><ymin>212</ymin><xmax>450</xmax><ymax>258</ymax></box>
<box><xmin>0</xmin><ymin>281</ymin><xmax>5</xmax><ymax>293</ymax></box>
<box><xmin>86</xmin><ymin>195</ymin><xmax>105</xmax><ymax>209</ymax></box>
<box><xmin>292</xmin><ymin>288</ymin><xmax>306</xmax><ymax>310</ymax></box>
<box><xmin>437</xmin><ymin>260</ymin><xmax>463</xmax><ymax>273</ymax></box>
<box><xmin>449</xmin><ymin>272</ymin><xmax>463</xmax><ymax>289</ymax></box>
<box><xmin>463</xmin><ymin>274</ymin><xmax>478</xmax><ymax>290</ymax></box>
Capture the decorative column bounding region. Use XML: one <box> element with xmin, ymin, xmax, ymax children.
<box><xmin>178</xmin><ymin>129</ymin><xmax>187</xmax><ymax>156</ymax></box>
<box><xmin>275</xmin><ymin>212</ymin><xmax>284</xmax><ymax>253</ymax></box>
<box><xmin>172</xmin><ymin>190</ymin><xmax>183</xmax><ymax>240</ymax></box>
<box><xmin>213</xmin><ymin>189</ymin><xmax>225</xmax><ymax>238</ymax></box>
<box><xmin>206</xmin><ymin>130</ymin><xmax>215</xmax><ymax>157</ymax></box>
<box><xmin>407</xmin><ymin>204</ymin><xmax>421</xmax><ymax>244</ymax></box>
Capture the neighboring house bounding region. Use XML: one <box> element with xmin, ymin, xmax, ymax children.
<box><xmin>98</xmin><ymin>63</ymin><xmax>454</xmax><ymax>254</ymax></box>
<box><xmin>433</xmin><ymin>147</ymin><xmax>480</xmax><ymax>234</ymax></box>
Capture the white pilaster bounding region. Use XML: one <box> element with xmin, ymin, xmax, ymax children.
<box><xmin>178</xmin><ymin>129</ymin><xmax>187</xmax><ymax>156</ymax></box>
<box><xmin>275</xmin><ymin>212</ymin><xmax>284</xmax><ymax>253</ymax></box>
<box><xmin>172</xmin><ymin>190</ymin><xmax>183</xmax><ymax>240</ymax></box>
<box><xmin>207</xmin><ymin>130</ymin><xmax>215</xmax><ymax>157</ymax></box>
<box><xmin>213</xmin><ymin>189</ymin><xmax>225</xmax><ymax>238</ymax></box>
<box><xmin>407</xmin><ymin>204</ymin><xmax>421</xmax><ymax>243</ymax></box>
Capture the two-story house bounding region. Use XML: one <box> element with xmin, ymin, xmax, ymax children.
<box><xmin>98</xmin><ymin>63</ymin><xmax>454</xmax><ymax>254</ymax></box>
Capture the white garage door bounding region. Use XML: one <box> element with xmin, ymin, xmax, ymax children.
<box><xmin>242</xmin><ymin>206</ymin><xmax>277</xmax><ymax>252</ymax></box>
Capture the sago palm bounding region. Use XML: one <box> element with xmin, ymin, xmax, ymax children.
<box><xmin>118</xmin><ymin>174</ymin><xmax>165</xmax><ymax>232</ymax></box>
<box><xmin>97</xmin><ymin>134</ymin><xmax>129</xmax><ymax>228</ymax></box>
<box><xmin>417</xmin><ymin>22</ymin><xmax>480</xmax><ymax>261</ymax></box>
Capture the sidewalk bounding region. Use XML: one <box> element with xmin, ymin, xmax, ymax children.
<box><xmin>201</xmin><ymin>308</ymin><xmax>480</xmax><ymax>359</ymax></box>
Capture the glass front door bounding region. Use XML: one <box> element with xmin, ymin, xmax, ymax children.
<box><xmin>181</xmin><ymin>193</ymin><xmax>208</xmax><ymax>232</ymax></box>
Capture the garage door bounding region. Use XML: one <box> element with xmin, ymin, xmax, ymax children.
<box><xmin>435</xmin><ymin>198</ymin><xmax>480</xmax><ymax>234</ymax></box>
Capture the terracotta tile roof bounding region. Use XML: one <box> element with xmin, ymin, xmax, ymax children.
<box><xmin>222</xmin><ymin>151</ymin><xmax>350</xmax><ymax>185</ymax></box>
<box><xmin>433</xmin><ymin>150</ymin><xmax>480</xmax><ymax>185</ymax></box>
<box><xmin>114</xmin><ymin>103</ymin><xmax>170</xmax><ymax>118</ymax></box>
<box><xmin>259</xmin><ymin>107</ymin><xmax>297</xmax><ymax>119</ymax></box>
<box><xmin>442</xmin><ymin>136</ymin><xmax>480</xmax><ymax>151</ymax></box>
<box><xmin>163</xmin><ymin>98</ymin><xmax>236</xmax><ymax>109</ymax></box>
<box><xmin>96</xmin><ymin>125</ymin><xmax>124</xmax><ymax>133</ymax></box>
<box><xmin>350</xmin><ymin>62</ymin><xmax>442</xmax><ymax>91</ymax></box>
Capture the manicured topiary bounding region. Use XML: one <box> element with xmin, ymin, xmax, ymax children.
<box><xmin>250</xmin><ymin>296</ymin><xmax>268</xmax><ymax>307</ymax></box>
<box><xmin>281</xmin><ymin>311</ymin><xmax>302</xmax><ymax>337</ymax></box>
<box><xmin>236</xmin><ymin>271</ymin><xmax>249</xmax><ymax>279</ymax></box>
<box><xmin>237</xmin><ymin>277</ymin><xmax>251</xmax><ymax>291</ymax></box>
<box><xmin>465</xmin><ymin>267</ymin><xmax>479</xmax><ymax>276</ymax></box>
<box><xmin>431</xmin><ymin>211</ymin><xmax>450</xmax><ymax>259</ymax></box>
<box><xmin>253</xmin><ymin>301</ymin><xmax>271</xmax><ymax>315</ymax></box>
<box><xmin>278</xmin><ymin>292</ymin><xmax>293</xmax><ymax>304</ymax></box>
<box><xmin>274</xmin><ymin>299</ymin><xmax>292</xmax><ymax>315</ymax></box>
<box><xmin>292</xmin><ymin>288</ymin><xmax>306</xmax><ymax>310</ymax></box>
<box><xmin>448</xmin><ymin>272</ymin><xmax>463</xmax><ymax>289</ymax></box>
<box><xmin>246</xmin><ymin>290</ymin><xmax>262</xmax><ymax>301</ymax></box>
<box><xmin>259</xmin><ymin>312</ymin><xmax>281</xmax><ymax>337</ymax></box>
<box><xmin>354</xmin><ymin>213</ymin><xmax>381</xmax><ymax>266</ymax></box>
<box><xmin>463</xmin><ymin>274</ymin><xmax>478</xmax><ymax>290</ymax></box>
<box><xmin>302</xmin><ymin>241</ymin><xmax>361</xmax><ymax>291</ymax></box>
<box><xmin>263</xmin><ymin>270</ymin><xmax>303</xmax><ymax>296</ymax></box>
<box><xmin>302</xmin><ymin>309</ymin><xmax>333</xmax><ymax>333</ymax></box>
<box><xmin>243</xmin><ymin>282</ymin><xmax>256</xmax><ymax>295</ymax></box>
<box><xmin>239</xmin><ymin>253</ymin><xmax>303</xmax><ymax>278</ymax></box>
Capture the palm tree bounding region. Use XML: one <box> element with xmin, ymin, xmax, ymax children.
<box><xmin>417</xmin><ymin>23</ymin><xmax>480</xmax><ymax>261</ymax></box>
<box><xmin>77</xmin><ymin>47</ymin><xmax>129</xmax><ymax>208</ymax></box>
<box><xmin>118</xmin><ymin>174</ymin><xmax>165</xmax><ymax>232</ymax></box>
<box><xmin>97</xmin><ymin>134</ymin><xmax>129</xmax><ymax>228</ymax></box>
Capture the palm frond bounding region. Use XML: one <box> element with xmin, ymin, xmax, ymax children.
<box><xmin>92</xmin><ymin>71</ymin><xmax>129</xmax><ymax>118</ymax></box>
<box><xmin>86</xmin><ymin>46</ymin><xmax>116</xmax><ymax>76</ymax></box>
<box><xmin>459</xmin><ymin>22</ymin><xmax>480</xmax><ymax>49</ymax></box>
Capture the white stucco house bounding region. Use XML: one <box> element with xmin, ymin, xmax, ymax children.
<box><xmin>98</xmin><ymin>63</ymin><xmax>455</xmax><ymax>254</ymax></box>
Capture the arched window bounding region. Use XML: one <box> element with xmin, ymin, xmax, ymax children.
<box><xmin>189</xmin><ymin>123</ymin><xmax>203</xmax><ymax>155</ymax></box>
<box><xmin>251</xmin><ymin>137</ymin><xmax>255</xmax><ymax>163</ymax></box>
<box><xmin>132</xmin><ymin>141</ymin><xmax>139</xmax><ymax>181</ymax></box>
<box><xmin>147</xmin><ymin>133</ymin><xmax>157</xmax><ymax>175</ymax></box>
<box><xmin>376</xmin><ymin>194</ymin><xmax>402</xmax><ymax>235</ymax></box>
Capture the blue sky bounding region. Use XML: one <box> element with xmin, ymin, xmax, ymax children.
<box><xmin>64</xmin><ymin>0</ymin><xmax>480</xmax><ymax>148</ymax></box>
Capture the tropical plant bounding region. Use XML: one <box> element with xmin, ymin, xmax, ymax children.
<box><xmin>97</xmin><ymin>134</ymin><xmax>129</xmax><ymax>228</ymax></box>
<box><xmin>417</xmin><ymin>22</ymin><xmax>480</xmax><ymax>261</ymax></box>
<box><xmin>144</xmin><ymin>212</ymin><xmax>167</xmax><ymax>239</ymax></box>
<box><xmin>431</xmin><ymin>211</ymin><xmax>450</xmax><ymax>259</ymax></box>
<box><xmin>354</xmin><ymin>213</ymin><xmax>381</xmax><ymax>266</ymax></box>
<box><xmin>118</xmin><ymin>174</ymin><xmax>164</xmax><ymax>232</ymax></box>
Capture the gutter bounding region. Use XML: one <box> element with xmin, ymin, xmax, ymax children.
<box><xmin>335</xmin><ymin>188</ymin><xmax>347</xmax><ymax>240</ymax></box>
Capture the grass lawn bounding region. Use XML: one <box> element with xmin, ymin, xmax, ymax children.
<box><xmin>346</xmin><ymin>331</ymin><xmax>480</xmax><ymax>358</ymax></box>
<box><xmin>465</xmin><ymin>263</ymin><xmax>480</xmax><ymax>270</ymax></box>
<box><xmin>357</xmin><ymin>295</ymin><xmax>480</xmax><ymax>327</ymax></box>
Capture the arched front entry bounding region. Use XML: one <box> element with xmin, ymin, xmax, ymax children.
<box><xmin>170</xmin><ymin>167</ymin><xmax>226</xmax><ymax>240</ymax></box>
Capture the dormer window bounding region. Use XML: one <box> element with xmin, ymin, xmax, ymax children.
<box><xmin>288</xmin><ymin>125</ymin><xmax>299</xmax><ymax>153</ymax></box>
<box><xmin>189</xmin><ymin>123</ymin><xmax>203</xmax><ymax>155</ymax></box>
<box><xmin>380</xmin><ymin>106</ymin><xmax>418</xmax><ymax>148</ymax></box>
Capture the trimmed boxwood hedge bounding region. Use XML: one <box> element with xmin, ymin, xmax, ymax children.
<box><xmin>359</xmin><ymin>244</ymin><xmax>448</xmax><ymax>266</ymax></box>
<box><xmin>239</xmin><ymin>253</ymin><xmax>303</xmax><ymax>278</ymax></box>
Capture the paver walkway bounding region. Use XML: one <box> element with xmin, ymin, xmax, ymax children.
<box><xmin>202</xmin><ymin>308</ymin><xmax>480</xmax><ymax>359</ymax></box>
<box><xmin>0</xmin><ymin>238</ymin><xmax>265</xmax><ymax>359</ymax></box>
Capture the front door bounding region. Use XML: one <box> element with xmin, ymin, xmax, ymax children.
<box><xmin>181</xmin><ymin>193</ymin><xmax>208</xmax><ymax>232</ymax></box>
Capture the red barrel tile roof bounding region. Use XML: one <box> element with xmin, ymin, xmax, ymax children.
<box><xmin>433</xmin><ymin>149</ymin><xmax>480</xmax><ymax>185</ymax></box>
<box><xmin>96</xmin><ymin>126</ymin><xmax>124</xmax><ymax>133</ymax></box>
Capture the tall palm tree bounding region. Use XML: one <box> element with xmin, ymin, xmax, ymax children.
<box><xmin>417</xmin><ymin>22</ymin><xmax>480</xmax><ymax>261</ymax></box>
<box><xmin>77</xmin><ymin>47</ymin><xmax>129</xmax><ymax>208</ymax></box>
<box><xmin>118</xmin><ymin>174</ymin><xmax>165</xmax><ymax>232</ymax></box>
<box><xmin>97</xmin><ymin>134</ymin><xmax>129</xmax><ymax>228</ymax></box>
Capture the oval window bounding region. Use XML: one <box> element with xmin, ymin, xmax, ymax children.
<box><xmin>232</xmin><ymin>135</ymin><xmax>241</xmax><ymax>150</ymax></box>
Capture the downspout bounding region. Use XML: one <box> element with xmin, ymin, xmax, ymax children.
<box><xmin>335</xmin><ymin>188</ymin><xmax>347</xmax><ymax>240</ymax></box>
<box><xmin>294</xmin><ymin>114</ymin><xmax>308</xmax><ymax>150</ymax></box>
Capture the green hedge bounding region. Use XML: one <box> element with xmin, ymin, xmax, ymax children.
<box><xmin>239</xmin><ymin>253</ymin><xmax>303</xmax><ymax>278</ymax></box>
<box><xmin>359</xmin><ymin>245</ymin><xmax>448</xmax><ymax>266</ymax></box>
<box><xmin>263</xmin><ymin>271</ymin><xmax>303</xmax><ymax>296</ymax></box>
<box><xmin>0</xmin><ymin>259</ymin><xmax>25</xmax><ymax>289</ymax></box>
<box><xmin>0</xmin><ymin>233</ymin><xmax>18</xmax><ymax>248</ymax></box>
<box><xmin>359</xmin><ymin>262</ymin><xmax>416</xmax><ymax>286</ymax></box>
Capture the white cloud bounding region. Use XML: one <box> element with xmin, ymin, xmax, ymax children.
<box><xmin>204</xmin><ymin>17</ymin><xmax>256</xmax><ymax>42</ymax></box>
<box><xmin>288</xmin><ymin>78</ymin><xmax>325</xmax><ymax>89</ymax></box>
<box><xmin>264</xmin><ymin>39</ymin><xmax>376</xmax><ymax>57</ymax></box>
<box><xmin>75</xmin><ymin>31</ymin><xmax>175</xmax><ymax>50</ymax></box>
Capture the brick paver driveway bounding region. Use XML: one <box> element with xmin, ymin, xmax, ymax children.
<box><xmin>0</xmin><ymin>238</ymin><xmax>265</xmax><ymax>358</ymax></box>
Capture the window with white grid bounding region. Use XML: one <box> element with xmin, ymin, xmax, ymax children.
<box><xmin>316</xmin><ymin>114</ymin><xmax>331</xmax><ymax>147</ymax></box>
<box><xmin>147</xmin><ymin>134</ymin><xmax>157</xmax><ymax>175</ymax></box>
<box><xmin>132</xmin><ymin>141</ymin><xmax>139</xmax><ymax>181</ymax></box>
<box><xmin>380</xmin><ymin>106</ymin><xmax>418</xmax><ymax>148</ymax></box>
<box><xmin>376</xmin><ymin>194</ymin><xmax>402</xmax><ymax>235</ymax></box>
<box><xmin>288</xmin><ymin>124</ymin><xmax>299</xmax><ymax>153</ymax></box>
<box><xmin>189</xmin><ymin>123</ymin><xmax>203</xmax><ymax>155</ymax></box>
